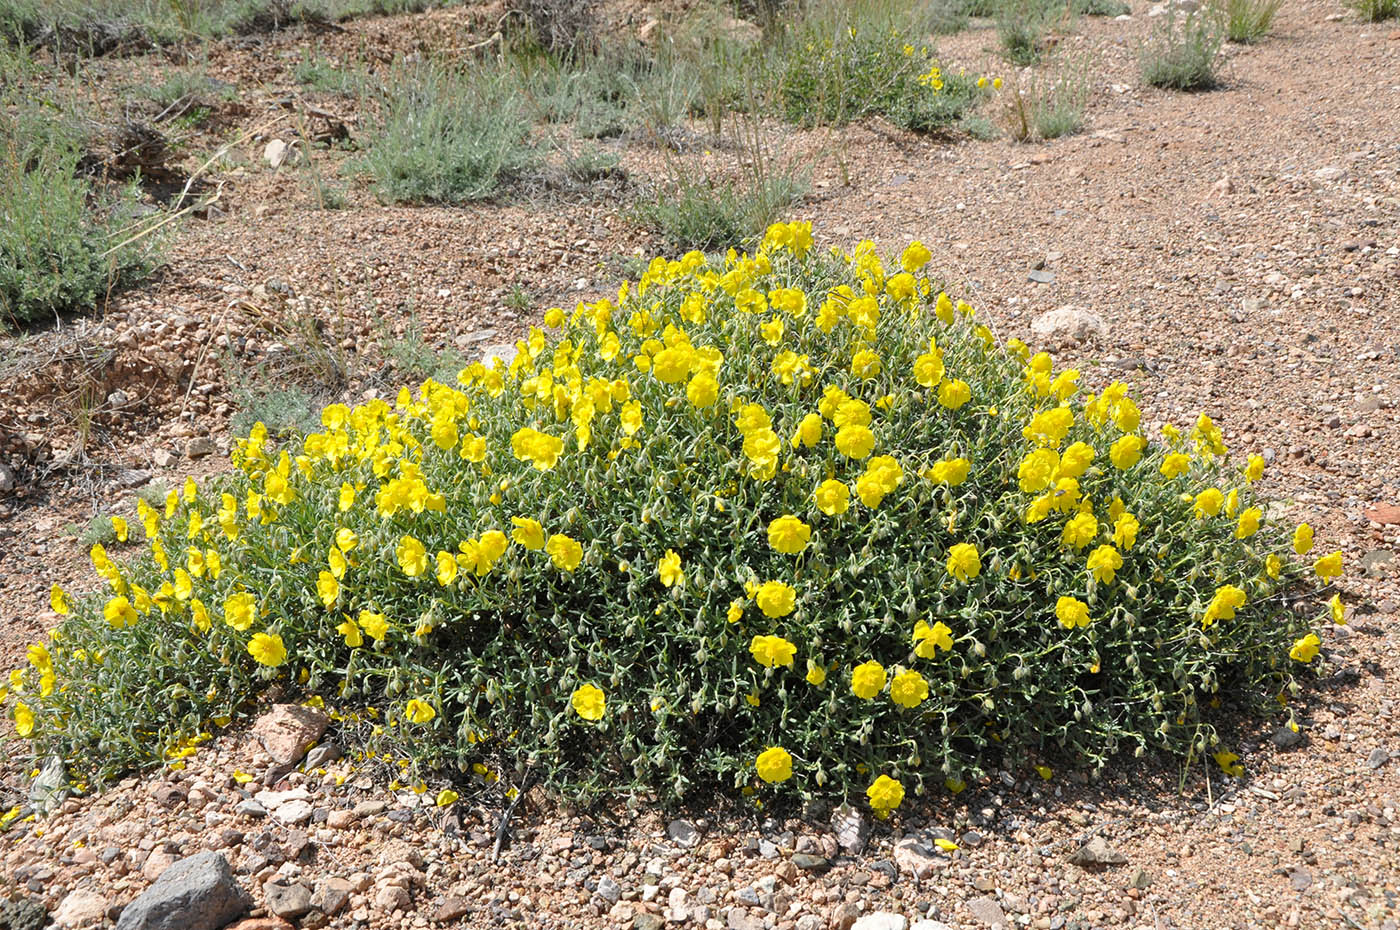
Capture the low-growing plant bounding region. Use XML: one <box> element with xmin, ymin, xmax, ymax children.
<box><xmin>1346</xmin><ymin>0</ymin><xmax>1398</xmax><ymax>20</ymax></box>
<box><xmin>1140</xmin><ymin>9</ymin><xmax>1226</xmax><ymax>90</ymax></box>
<box><xmin>358</xmin><ymin>60</ymin><xmax>537</xmax><ymax>205</ymax></box>
<box><xmin>16</xmin><ymin>224</ymin><xmax>1344</xmax><ymax>812</ymax></box>
<box><xmin>995</xmin><ymin>0</ymin><xmax>1069</xmax><ymax>66</ymax></box>
<box><xmin>0</xmin><ymin>101</ymin><xmax>154</xmax><ymax>329</ymax></box>
<box><xmin>1223</xmin><ymin>0</ymin><xmax>1281</xmax><ymax>38</ymax></box>
<box><xmin>1071</xmin><ymin>0</ymin><xmax>1129</xmax><ymax>16</ymax></box>
<box><xmin>997</xmin><ymin>54</ymin><xmax>1092</xmax><ymax>142</ymax></box>
<box><xmin>562</xmin><ymin>145</ymin><xmax>622</xmax><ymax>183</ymax></box>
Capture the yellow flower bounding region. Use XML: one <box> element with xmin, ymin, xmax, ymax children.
<box><xmin>686</xmin><ymin>372</ymin><xmax>719</xmax><ymax>408</ymax></box>
<box><xmin>1055</xmin><ymin>596</ymin><xmax>1090</xmax><ymax>629</ymax></box>
<box><xmin>1289</xmin><ymin>633</ymin><xmax>1320</xmax><ymax>663</ymax></box>
<box><xmin>1057</xmin><ymin>442</ymin><xmax>1094</xmax><ymax>479</ymax></box>
<box><xmin>1109</xmin><ymin>435</ymin><xmax>1145</xmax><ymax>469</ymax></box>
<box><xmin>546</xmin><ymin>534</ymin><xmax>584</xmax><ymax>572</ymax></box>
<box><xmin>851</xmin><ymin>660</ymin><xmax>886</xmax><ymax>699</ymax></box>
<box><xmin>945</xmin><ymin>542</ymin><xmax>981</xmax><ymax>582</ymax></box>
<box><xmin>1201</xmin><ymin>584</ymin><xmax>1247</xmax><ymax>627</ymax></box>
<box><xmin>317</xmin><ymin>571</ymin><xmax>340</xmax><ymax>608</ymax></box>
<box><xmin>1033</xmin><ymin>764</ymin><xmax>1052</xmax><ymax>780</ymax></box>
<box><xmin>750</xmin><ymin>634</ymin><xmax>797</xmax><ymax>668</ymax></box>
<box><xmin>913</xmin><ymin>620</ymin><xmax>954</xmax><ymax>658</ymax></box>
<box><xmin>336</xmin><ymin>616</ymin><xmax>363</xmax><ymax>648</ymax></box>
<box><xmin>889</xmin><ymin>669</ymin><xmax>929</xmax><ymax>708</ymax></box>
<box><xmin>814</xmin><ymin>479</ymin><xmax>850</xmax><ymax>516</ymax></box>
<box><xmin>1193</xmin><ymin>488</ymin><xmax>1224</xmax><ymax>519</ymax></box>
<box><xmin>222</xmin><ymin>591</ymin><xmax>255</xmax><ymax>631</ymax></box>
<box><xmin>755</xmin><ymin>747</ymin><xmax>794</xmax><ymax>784</ymax></box>
<box><xmin>900</xmin><ymin>240</ymin><xmax>932</xmax><ymax>272</ymax></box>
<box><xmin>659</xmin><ymin>550</ymin><xmax>684</xmax><ymax>587</ymax></box>
<box><xmin>110</xmin><ymin>515</ymin><xmax>129</xmax><ymax>542</ymax></box>
<box><xmin>570</xmin><ymin>684</ymin><xmax>605</xmax><ymax>721</ymax></box>
<box><xmin>436</xmin><ymin>789</ymin><xmax>459</xmax><ymax>807</ymax></box>
<box><xmin>866</xmin><ymin>774</ymin><xmax>905</xmax><ymax>819</ymax></box>
<box><xmin>805</xmin><ymin>659</ymin><xmax>827</xmax><ymax>686</ymax></box>
<box><xmin>851</xmin><ymin>348</ymin><xmax>882</xmax><ymax>379</ymax></box>
<box><xmin>793</xmin><ymin>413</ymin><xmax>823</xmax><ymax>448</ymax></box>
<box><xmin>761</xmin><ymin>317</ymin><xmax>785</xmax><ymax>346</ymax></box>
<box><xmin>50</xmin><ymin>585</ymin><xmax>70</xmax><ymax>615</ymax></box>
<box><xmin>727</xmin><ymin>599</ymin><xmax>744</xmax><ymax>623</ymax></box>
<box><xmin>834</xmin><ymin>424</ymin><xmax>875</xmax><ymax>459</ymax></box>
<box><xmin>1244</xmin><ymin>454</ymin><xmax>1266</xmax><ymax>483</ymax></box>
<box><xmin>928</xmin><ymin>457</ymin><xmax>970</xmax><ymax>486</ymax></box>
<box><xmin>1293</xmin><ymin>523</ymin><xmax>1314</xmax><ymax>556</ymax></box>
<box><xmin>510</xmin><ymin>427</ymin><xmax>565</xmax><ymax>470</ymax></box>
<box><xmin>104</xmin><ymin>595</ymin><xmax>139</xmax><ymax>629</ymax></box>
<box><xmin>328</xmin><ymin>546</ymin><xmax>348</xmax><ymax>581</ymax></box>
<box><xmin>396</xmin><ymin>535</ymin><xmax>429</xmax><ymax>576</ymax></box>
<box><xmin>1160</xmin><ymin>453</ymin><xmax>1191</xmax><ymax>478</ymax></box>
<box><xmin>1112</xmin><ymin>512</ymin><xmax>1140</xmax><ymax>550</ymax></box>
<box><xmin>1235</xmin><ymin>506</ymin><xmax>1262</xmax><ymax>538</ymax></box>
<box><xmin>1212</xmin><ymin>751</ymin><xmax>1243</xmax><ymax>777</ymax></box>
<box><xmin>767</xmin><ymin>515</ymin><xmax>812</xmax><ymax>554</ymax></box>
<box><xmin>511</xmin><ymin>517</ymin><xmax>545</xmax><ymax>550</ymax></box>
<box><xmin>403</xmin><ymin>698</ymin><xmax>436</xmax><ymax>724</ymax></box>
<box><xmin>936</xmin><ymin>379</ymin><xmax>971</xmax><ymax>410</ymax></box>
<box><xmin>358</xmin><ymin>610</ymin><xmax>389</xmax><ymax>641</ymax></box>
<box><xmin>247</xmin><ymin>632</ymin><xmax>287</xmax><ymax>667</ymax></box>
<box><xmin>1061</xmin><ymin>512</ymin><xmax>1098</xmax><ymax>549</ymax></box>
<box><xmin>13</xmin><ymin>702</ymin><xmax>34</xmax><ymax>739</ymax></box>
<box><xmin>1017</xmin><ymin>448</ymin><xmax>1059</xmax><ymax>493</ymax></box>
<box><xmin>338</xmin><ymin>483</ymin><xmax>356</xmax><ymax>512</ymax></box>
<box><xmin>1266</xmin><ymin>553</ymin><xmax>1282</xmax><ymax>579</ymax></box>
<box><xmin>1086</xmin><ymin>545</ymin><xmax>1123</xmax><ymax>584</ymax></box>
<box><xmin>755</xmin><ymin>581</ymin><xmax>796</xmax><ymax>618</ymax></box>
<box><xmin>435</xmin><ymin>550</ymin><xmax>459</xmax><ymax>585</ymax></box>
<box><xmin>1313</xmin><ymin>551</ymin><xmax>1343</xmax><ymax>582</ymax></box>
<box><xmin>912</xmin><ymin>351</ymin><xmax>945</xmax><ymax>388</ymax></box>
<box><xmin>1330</xmin><ymin>593</ymin><xmax>1345</xmax><ymax>625</ymax></box>
<box><xmin>335</xmin><ymin>527</ymin><xmax>358</xmax><ymax>552</ymax></box>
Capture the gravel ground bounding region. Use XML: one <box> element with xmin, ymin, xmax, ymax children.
<box><xmin>1</xmin><ymin>0</ymin><xmax>1398</xmax><ymax>927</ymax></box>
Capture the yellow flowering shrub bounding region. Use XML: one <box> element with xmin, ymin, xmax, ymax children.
<box><xmin>10</xmin><ymin>224</ymin><xmax>1342</xmax><ymax>809</ymax></box>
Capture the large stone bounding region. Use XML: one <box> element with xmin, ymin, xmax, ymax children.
<box><xmin>667</xmin><ymin>819</ymin><xmax>701</xmax><ymax>848</ymax></box>
<box><xmin>853</xmin><ymin>914</ymin><xmax>906</xmax><ymax>930</ymax></box>
<box><xmin>830</xmin><ymin>805</ymin><xmax>869</xmax><ymax>855</ymax></box>
<box><xmin>1069</xmin><ymin>836</ymin><xmax>1128</xmax><ymax>868</ymax></box>
<box><xmin>311</xmin><ymin>879</ymin><xmax>353</xmax><ymax>917</ymax></box>
<box><xmin>251</xmin><ymin>705</ymin><xmax>329</xmax><ymax>766</ymax></box>
<box><xmin>53</xmin><ymin>890</ymin><xmax>107</xmax><ymax>928</ymax></box>
<box><xmin>892</xmin><ymin>835</ymin><xmax>946</xmax><ymax>880</ymax></box>
<box><xmin>966</xmin><ymin>897</ymin><xmax>1009</xmax><ymax>929</ymax></box>
<box><xmin>114</xmin><ymin>852</ymin><xmax>252</xmax><ymax>930</ymax></box>
<box><xmin>1030</xmin><ymin>305</ymin><xmax>1109</xmax><ymax>346</ymax></box>
<box><xmin>263</xmin><ymin>882</ymin><xmax>312</xmax><ymax>919</ymax></box>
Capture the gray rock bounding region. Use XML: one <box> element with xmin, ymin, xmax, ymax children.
<box><xmin>727</xmin><ymin>907</ymin><xmax>764</xmax><ymax>930</ymax></box>
<box><xmin>1271</xmin><ymin>725</ymin><xmax>1304</xmax><ymax>750</ymax></box>
<box><xmin>234</xmin><ymin>800</ymin><xmax>266</xmax><ymax>818</ymax></box>
<box><xmin>1027</xmin><ymin>269</ymin><xmax>1056</xmax><ymax>284</ymax></box>
<box><xmin>912</xmin><ymin>922</ymin><xmax>955</xmax><ymax>930</ymax></box>
<box><xmin>797</xmin><ymin>916</ymin><xmax>825</xmax><ymax>930</ymax></box>
<box><xmin>852</xmin><ymin>914</ymin><xmax>907</xmax><ymax>930</ymax></box>
<box><xmin>185</xmin><ymin>437</ymin><xmax>215</xmax><ymax>459</ymax></box>
<box><xmin>1030</xmin><ymin>305</ymin><xmax>1108</xmax><ymax>346</ymax></box>
<box><xmin>791</xmin><ymin>853</ymin><xmax>831</xmax><ymax>873</ymax></box>
<box><xmin>311</xmin><ymin>878</ymin><xmax>354</xmax><ymax>917</ymax></box>
<box><xmin>304</xmin><ymin>744</ymin><xmax>342</xmax><ymax>769</ymax></box>
<box><xmin>831</xmin><ymin>805</ymin><xmax>870</xmax><ymax>855</ymax></box>
<box><xmin>1367</xmin><ymin>747</ymin><xmax>1390</xmax><ymax>769</ymax></box>
<box><xmin>966</xmin><ymin>896</ymin><xmax>1009</xmax><ymax>928</ymax></box>
<box><xmin>893</xmin><ymin>836</ymin><xmax>945</xmax><ymax>880</ymax></box>
<box><xmin>1289</xmin><ymin>868</ymin><xmax>1312</xmax><ymax>891</ymax></box>
<box><xmin>263</xmin><ymin>139</ymin><xmax>289</xmax><ymax>169</ymax></box>
<box><xmin>264</xmin><ymin>881</ymin><xmax>313</xmax><ymax>919</ymax></box>
<box><xmin>633</xmin><ymin>915</ymin><xmax>664</xmax><ymax>930</ymax></box>
<box><xmin>114</xmin><ymin>852</ymin><xmax>251</xmax><ymax>930</ymax></box>
<box><xmin>594</xmin><ymin>875</ymin><xmax>621</xmax><ymax>905</ymax></box>
<box><xmin>480</xmin><ymin>344</ymin><xmax>518</xmax><ymax>368</ymax></box>
<box><xmin>666</xmin><ymin>819</ymin><xmax>700</xmax><ymax>848</ymax></box>
<box><xmin>1069</xmin><ymin>836</ymin><xmax>1128</xmax><ymax>868</ymax></box>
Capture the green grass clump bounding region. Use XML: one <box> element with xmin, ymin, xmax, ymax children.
<box><xmin>358</xmin><ymin>61</ymin><xmax>537</xmax><ymax>205</ymax></box>
<box><xmin>0</xmin><ymin>105</ymin><xmax>153</xmax><ymax>329</ymax></box>
<box><xmin>1224</xmin><ymin>0</ymin><xmax>1282</xmax><ymax>40</ymax></box>
<box><xmin>13</xmin><ymin>225</ymin><xmax>1339</xmax><ymax>811</ymax></box>
<box><xmin>636</xmin><ymin>171</ymin><xmax>807</xmax><ymax>251</ymax></box>
<box><xmin>1347</xmin><ymin>0</ymin><xmax>1398</xmax><ymax>19</ymax></box>
<box><xmin>994</xmin><ymin>0</ymin><xmax>1069</xmax><ymax>66</ymax></box>
<box><xmin>1140</xmin><ymin>10</ymin><xmax>1225</xmax><ymax>90</ymax></box>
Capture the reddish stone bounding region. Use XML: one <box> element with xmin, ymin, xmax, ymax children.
<box><xmin>1364</xmin><ymin>503</ymin><xmax>1400</xmax><ymax>525</ymax></box>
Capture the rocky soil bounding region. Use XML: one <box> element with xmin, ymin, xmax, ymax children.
<box><xmin>1</xmin><ymin>0</ymin><xmax>1398</xmax><ymax>927</ymax></box>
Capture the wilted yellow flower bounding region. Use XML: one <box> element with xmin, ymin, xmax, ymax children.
<box><xmin>50</xmin><ymin>585</ymin><xmax>70</xmax><ymax>615</ymax></box>
<box><xmin>726</xmin><ymin>599</ymin><xmax>744</xmax><ymax>623</ymax></box>
<box><xmin>1112</xmin><ymin>512</ymin><xmax>1140</xmax><ymax>550</ymax></box>
<box><xmin>866</xmin><ymin>774</ymin><xmax>904</xmax><ymax>819</ymax></box>
<box><xmin>1313</xmin><ymin>551</ymin><xmax>1343</xmax><ymax>582</ymax></box>
<box><xmin>336</xmin><ymin>616</ymin><xmax>363</xmax><ymax>648</ymax></box>
<box><xmin>805</xmin><ymin>659</ymin><xmax>827</xmax><ymax>686</ymax></box>
<box><xmin>851</xmin><ymin>660</ymin><xmax>886</xmax><ymax>699</ymax></box>
<box><xmin>755</xmin><ymin>746</ymin><xmax>793</xmax><ymax>784</ymax></box>
<box><xmin>1266</xmin><ymin>553</ymin><xmax>1282</xmax><ymax>579</ymax></box>
<box><xmin>750</xmin><ymin>634</ymin><xmax>797</xmax><ymax>668</ymax></box>
<box><xmin>755</xmin><ymin>581</ymin><xmax>796</xmax><ymax>618</ymax></box>
<box><xmin>404</xmin><ymin>698</ymin><xmax>437</xmax><ymax>724</ymax></box>
<box><xmin>1289</xmin><ymin>633</ymin><xmax>1321</xmax><ymax>663</ymax></box>
<box><xmin>1212</xmin><ymin>751</ymin><xmax>1243</xmax><ymax>777</ymax></box>
<box><xmin>767</xmin><ymin>515</ymin><xmax>812</xmax><ymax>554</ymax></box>
<box><xmin>358</xmin><ymin>611</ymin><xmax>389</xmax><ymax>641</ymax></box>
<box><xmin>1293</xmin><ymin>524</ymin><xmax>1314</xmax><ymax>556</ymax></box>
<box><xmin>570</xmin><ymin>684</ymin><xmax>605</xmax><ymax>721</ymax></box>
<box><xmin>945</xmin><ymin>543</ymin><xmax>981</xmax><ymax>582</ymax></box>
<box><xmin>1330</xmin><ymin>593</ymin><xmax>1346</xmax><ymax>625</ymax></box>
<box><xmin>247</xmin><ymin>632</ymin><xmax>287</xmax><ymax>667</ymax></box>
<box><xmin>436</xmin><ymin>789</ymin><xmax>459</xmax><ymax>807</ymax></box>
